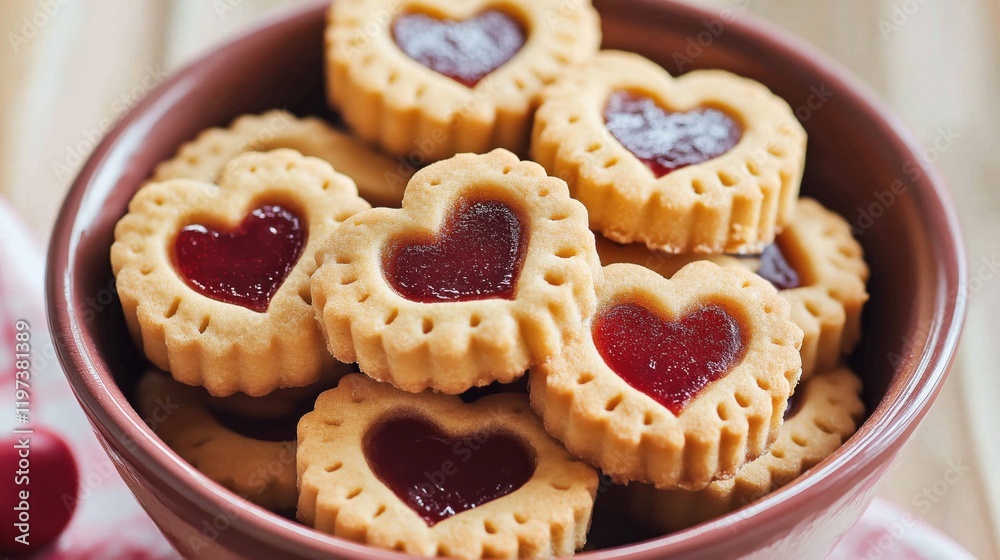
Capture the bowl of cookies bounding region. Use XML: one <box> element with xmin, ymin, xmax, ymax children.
<box><xmin>47</xmin><ymin>0</ymin><xmax>966</xmax><ymax>558</ymax></box>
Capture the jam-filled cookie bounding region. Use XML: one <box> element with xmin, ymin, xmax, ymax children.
<box><xmin>530</xmin><ymin>262</ymin><xmax>803</xmax><ymax>490</ymax></box>
<box><xmin>136</xmin><ymin>369</ymin><xmax>322</xmax><ymax>510</ymax></box>
<box><xmin>311</xmin><ymin>149</ymin><xmax>600</xmax><ymax>394</ymax></box>
<box><xmin>151</xmin><ymin>110</ymin><xmax>411</xmax><ymax>207</ymax></box>
<box><xmin>326</xmin><ymin>0</ymin><xmax>601</xmax><ymax>162</ymax></box>
<box><xmin>628</xmin><ymin>367</ymin><xmax>864</xmax><ymax>532</ymax></box>
<box><xmin>532</xmin><ymin>50</ymin><xmax>807</xmax><ymax>254</ymax></box>
<box><xmin>297</xmin><ymin>374</ymin><xmax>599</xmax><ymax>558</ymax></box>
<box><xmin>596</xmin><ymin>198</ymin><xmax>869</xmax><ymax>377</ymax></box>
<box><xmin>112</xmin><ymin>150</ymin><xmax>371</xmax><ymax>396</ymax></box>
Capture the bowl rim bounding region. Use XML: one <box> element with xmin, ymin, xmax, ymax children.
<box><xmin>45</xmin><ymin>0</ymin><xmax>967</xmax><ymax>558</ymax></box>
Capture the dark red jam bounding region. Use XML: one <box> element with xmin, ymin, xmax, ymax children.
<box><xmin>364</xmin><ymin>415</ymin><xmax>535</xmax><ymax>526</ymax></box>
<box><xmin>593</xmin><ymin>303</ymin><xmax>745</xmax><ymax>415</ymax></box>
<box><xmin>755</xmin><ymin>243</ymin><xmax>801</xmax><ymax>291</ymax></box>
<box><xmin>173</xmin><ymin>204</ymin><xmax>305</xmax><ymax>313</ymax></box>
<box><xmin>384</xmin><ymin>198</ymin><xmax>527</xmax><ymax>303</ymax></box>
<box><xmin>392</xmin><ymin>10</ymin><xmax>526</xmax><ymax>87</ymax></box>
<box><xmin>604</xmin><ymin>91</ymin><xmax>742</xmax><ymax>177</ymax></box>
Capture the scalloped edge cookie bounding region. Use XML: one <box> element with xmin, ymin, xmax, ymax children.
<box><xmin>112</xmin><ymin>149</ymin><xmax>371</xmax><ymax>396</ymax></box>
<box><xmin>595</xmin><ymin>197</ymin><xmax>869</xmax><ymax>377</ymax></box>
<box><xmin>150</xmin><ymin>110</ymin><xmax>411</xmax><ymax>208</ymax></box>
<box><xmin>326</xmin><ymin>0</ymin><xmax>601</xmax><ymax>162</ymax></box>
<box><xmin>531</xmin><ymin>50</ymin><xmax>807</xmax><ymax>254</ymax></box>
<box><xmin>297</xmin><ymin>373</ymin><xmax>599</xmax><ymax>558</ymax></box>
<box><xmin>310</xmin><ymin>149</ymin><xmax>601</xmax><ymax>394</ymax></box>
<box><xmin>627</xmin><ymin>366</ymin><xmax>864</xmax><ymax>532</ymax></box>
<box><xmin>529</xmin><ymin>262</ymin><xmax>803</xmax><ymax>490</ymax></box>
<box><xmin>135</xmin><ymin>370</ymin><xmax>303</xmax><ymax>510</ymax></box>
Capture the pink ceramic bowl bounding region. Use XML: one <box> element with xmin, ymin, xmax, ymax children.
<box><xmin>47</xmin><ymin>1</ymin><xmax>966</xmax><ymax>558</ymax></box>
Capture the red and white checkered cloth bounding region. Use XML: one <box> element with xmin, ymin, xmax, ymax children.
<box><xmin>0</xmin><ymin>198</ymin><xmax>974</xmax><ymax>559</ymax></box>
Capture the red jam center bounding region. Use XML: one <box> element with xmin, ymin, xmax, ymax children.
<box><xmin>384</xmin><ymin>198</ymin><xmax>527</xmax><ymax>303</ymax></box>
<box><xmin>173</xmin><ymin>204</ymin><xmax>305</xmax><ymax>313</ymax></box>
<box><xmin>603</xmin><ymin>91</ymin><xmax>743</xmax><ymax>178</ymax></box>
<box><xmin>392</xmin><ymin>10</ymin><xmax>526</xmax><ymax>87</ymax></box>
<box><xmin>755</xmin><ymin>243</ymin><xmax>801</xmax><ymax>290</ymax></box>
<box><xmin>364</xmin><ymin>416</ymin><xmax>535</xmax><ymax>526</ymax></box>
<box><xmin>208</xmin><ymin>401</ymin><xmax>309</xmax><ymax>442</ymax></box>
<box><xmin>593</xmin><ymin>303</ymin><xmax>745</xmax><ymax>415</ymax></box>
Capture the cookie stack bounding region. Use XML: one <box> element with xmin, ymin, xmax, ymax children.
<box><xmin>111</xmin><ymin>1</ymin><xmax>870</xmax><ymax>557</ymax></box>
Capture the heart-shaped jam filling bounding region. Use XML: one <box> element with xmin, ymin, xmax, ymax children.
<box><xmin>755</xmin><ymin>243</ymin><xmax>800</xmax><ymax>290</ymax></box>
<box><xmin>384</xmin><ymin>198</ymin><xmax>527</xmax><ymax>303</ymax></box>
<box><xmin>604</xmin><ymin>91</ymin><xmax>743</xmax><ymax>178</ymax></box>
<box><xmin>392</xmin><ymin>10</ymin><xmax>526</xmax><ymax>87</ymax></box>
<box><xmin>594</xmin><ymin>303</ymin><xmax>745</xmax><ymax>415</ymax></box>
<box><xmin>173</xmin><ymin>204</ymin><xmax>306</xmax><ymax>313</ymax></box>
<box><xmin>208</xmin><ymin>400</ymin><xmax>311</xmax><ymax>442</ymax></box>
<box><xmin>364</xmin><ymin>416</ymin><xmax>535</xmax><ymax>526</ymax></box>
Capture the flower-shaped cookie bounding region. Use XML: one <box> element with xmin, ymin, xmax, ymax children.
<box><xmin>532</xmin><ymin>50</ymin><xmax>807</xmax><ymax>254</ymax></box>
<box><xmin>530</xmin><ymin>262</ymin><xmax>803</xmax><ymax>490</ymax></box>
<box><xmin>136</xmin><ymin>369</ymin><xmax>324</xmax><ymax>510</ymax></box>
<box><xmin>628</xmin><ymin>367</ymin><xmax>864</xmax><ymax>532</ymax></box>
<box><xmin>595</xmin><ymin>198</ymin><xmax>869</xmax><ymax>378</ymax></box>
<box><xmin>326</xmin><ymin>0</ymin><xmax>601</xmax><ymax>162</ymax></box>
<box><xmin>112</xmin><ymin>150</ymin><xmax>371</xmax><ymax>396</ymax></box>
<box><xmin>151</xmin><ymin>110</ymin><xmax>411</xmax><ymax>208</ymax></box>
<box><xmin>311</xmin><ymin>149</ymin><xmax>601</xmax><ymax>394</ymax></box>
<box><xmin>297</xmin><ymin>374</ymin><xmax>599</xmax><ymax>558</ymax></box>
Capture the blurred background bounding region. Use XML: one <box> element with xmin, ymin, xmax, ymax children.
<box><xmin>0</xmin><ymin>0</ymin><xmax>997</xmax><ymax>557</ymax></box>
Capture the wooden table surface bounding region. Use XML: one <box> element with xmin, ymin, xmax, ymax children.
<box><xmin>1</xmin><ymin>0</ymin><xmax>997</xmax><ymax>557</ymax></box>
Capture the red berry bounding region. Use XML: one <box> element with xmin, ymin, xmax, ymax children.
<box><xmin>0</xmin><ymin>427</ymin><xmax>79</xmax><ymax>554</ymax></box>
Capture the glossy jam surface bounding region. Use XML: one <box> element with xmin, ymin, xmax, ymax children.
<box><xmin>174</xmin><ymin>205</ymin><xmax>305</xmax><ymax>313</ymax></box>
<box><xmin>384</xmin><ymin>198</ymin><xmax>527</xmax><ymax>303</ymax></box>
<box><xmin>392</xmin><ymin>10</ymin><xmax>526</xmax><ymax>87</ymax></box>
<box><xmin>208</xmin><ymin>401</ymin><xmax>310</xmax><ymax>442</ymax></box>
<box><xmin>364</xmin><ymin>416</ymin><xmax>535</xmax><ymax>526</ymax></box>
<box><xmin>604</xmin><ymin>91</ymin><xmax>742</xmax><ymax>177</ymax></box>
<box><xmin>594</xmin><ymin>303</ymin><xmax>745</xmax><ymax>415</ymax></box>
<box><xmin>755</xmin><ymin>243</ymin><xmax>801</xmax><ymax>290</ymax></box>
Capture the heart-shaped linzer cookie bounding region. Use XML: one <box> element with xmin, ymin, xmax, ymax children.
<box><xmin>111</xmin><ymin>149</ymin><xmax>371</xmax><ymax>397</ymax></box>
<box><xmin>594</xmin><ymin>303</ymin><xmax>745</xmax><ymax>415</ymax></box>
<box><xmin>174</xmin><ymin>205</ymin><xmax>305</xmax><ymax>313</ymax></box>
<box><xmin>296</xmin><ymin>374</ymin><xmax>598</xmax><ymax>555</ymax></box>
<box><xmin>604</xmin><ymin>91</ymin><xmax>743</xmax><ymax>178</ymax></box>
<box><xmin>527</xmin><ymin>262</ymin><xmax>803</xmax><ymax>489</ymax></box>
<box><xmin>365</xmin><ymin>416</ymin><xmax>535</xmax><ymax>525</ymax></box>
<box><xmin>384</xmin><ymin>198</ymin><xmax>527</xmax><ymax>302</ymax></box>
<box><xmin>392</xmin><ymin>10</ymin><xmax>526</xmax><ymax>87</ymax></box>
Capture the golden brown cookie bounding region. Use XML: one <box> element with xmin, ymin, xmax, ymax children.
<box><xmin>310</xmin><ymin>149</ymin><xmax>601</xmax><ymax>394</ymax></box>
<box><xmin>595</xmin><ymin>197</ymin><xmax>869</xmax><ymax>378</ymax></box>
<box><xmin>151</xmin><ymin>110</ymin><xmax>411</xmax><ymax>207</ymax></box>
<box><xmin>529</xmin><ymin>262</ymin><xmax>803</xmax><ymax>490</ymax></box>
<box><xmin>326</xmin><ymin>0</ymin><xmax>601</xmax><ymax>162</ymax></box>
<box><xmin>136</xmin><ymin>369</ymin><xmax>324</xmax><ymax>510</ymax></box>
<box><xmin>628</xmin><ymin>367</ymin><xmax>864</xmax><ymax>532</ymax></box>
<box><xmin>297</xmin><ymin>374</ymin><xmax>599</xmax><ymax>558</ymax></box>
<box><xmin>532</xmin><ymin>50</ymin><xmax>807</xmax><ymax>254</ymax></box>
<box><xmin>112</xmin><ymin>150</ymin><xmax>371</xmax><ymax>396</ymax></box>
